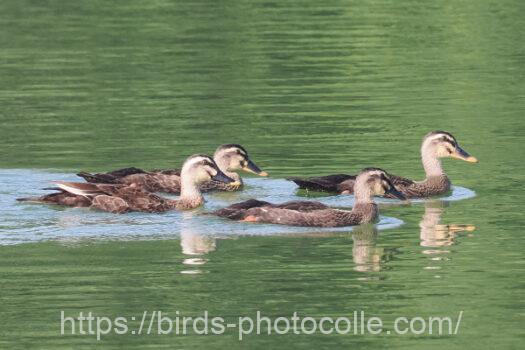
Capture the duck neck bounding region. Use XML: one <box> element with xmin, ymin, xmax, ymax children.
<box><xmin>351</xmin><ymin>177</ymin><xmax>379</xmax><ymax>224</ymax></box>
<box><xmin>421</xmin><ymin>145</ymin><xmax>444</xmax><ymax>178</ymax></box>
<box><xmin>353</xmin><ymin>177</ymin><xmax>374</xmax><ymax>204</ymax></box>
<box><xmin>214</xmin><ymin>156</ymin><xmax>242</xmax><ymax>183</ymax></box>
<box><xmin>179</xmin><ymin>176</ymin><xmax>204</xmax><ymax>209</ymax></box>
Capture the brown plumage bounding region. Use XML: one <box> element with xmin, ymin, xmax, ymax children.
<box><xmin>213</xmin><ymin>168</ymin><xmax>406</xmax><ymax>227</ymax></box>
<box><xmin>18</xmin><ymin>155</ymin><xmax>235</xmax><ymax>213</ymax></box>
<box><xmin>287</xmin><ymin>131</ymin><xmax>478</xmax><ymax>198</ymax></box>
<box><xmin>291</xmin><ymin>174</ymin><xmax>419</xmax><ymax>198</ymax></box>
<box><xmin>214</xmin><ymin>199</ymin><xmax>330</xmax><ymax>220</ymax></box>
<box><xmin>76</xmin><ymin>144</ymin><xmax>267</xmax><ymax>193</ymax></box>
<box><xmin>77</xmin><ymin>168</ymin><xmax>183</xmax><ymax>193</ymax></box>
<box><xmin>18</xmin><ymin>182</ymin><xmax>179</xmax><ymax>213</ymax></box>
<box><xmin>20</xmin><ymin>189</ymin><xmax>93</xmax><ymax>208</ymax></box>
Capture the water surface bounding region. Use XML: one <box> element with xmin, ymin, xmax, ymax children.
<box><xmin>0</xmin><ymin>0</ymin><xmax>524</xmax><ymax>349</ymax></box>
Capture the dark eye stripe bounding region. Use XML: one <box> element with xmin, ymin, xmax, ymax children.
<box><xmin>366</xmin><ymin>177</ymin><xmax>377</xmax><ymax>184</ymax></box>
<box><xmin>440</xmin><ymin>136</ymin><xmax>456</xmax><ymax>146</ymax></box>
<box><xmin>236</xmin><ymin>150</ymin><xmax>248</xmax><ymax>158</ymax></box>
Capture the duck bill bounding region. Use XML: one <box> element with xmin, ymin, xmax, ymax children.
<box><xmin>450</xmin><ymin>146</ymin><xmax>478</xmax><ymax>163</ymax></box>
<box><xmin>212</xmin><ymin>170</ymin><xmax>235</xmax><ymax>184</ymax></box>
<box><xmin>242</xmin><ymin>159</ymin><xmax>268</xmax><ymax>177</ymax></box>
<box><xmin>386</xmin><ymin>186</ymin><xmax>406</xmax><ymax>201</ymax></box>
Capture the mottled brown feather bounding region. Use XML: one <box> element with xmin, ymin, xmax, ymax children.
<box><xmin>18</xmin><ymin>183</ymin><xmax>179</xmax><ymax>213</ymax></box>
<box><xmin>288</xmin><ymin>172</ymin><xmax>451</xmax><ymax>198</ymax></box>
<box><xmin>78</xmin><ymin>168</ymin><xmax>241</xmax><ymax>194</ymax></box>
<box><xmin>287</xmin><ymin>174</ymin><xmax>355</xmax><ymax>193</ymax></box>
<box><xmin>213</xmin><ymin>199</ymin><xmax>373</xmax><ymax>227</ymax></box>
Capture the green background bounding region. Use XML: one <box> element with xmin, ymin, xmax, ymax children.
<box><xmin>0</xmin><ymin>0</ymin><xmax>524</xmax><ymax>349</ymax></box>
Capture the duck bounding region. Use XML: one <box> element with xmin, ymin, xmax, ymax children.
<box><xmin>76</xmin><ymin>144</ymin><xmax>267</xmax><ymax>194</ymax></box>
<box><xmin>212</xmin><ymin>168</ymin><xmax>406</xmax><ymax>227</ymax></box>
<box><xmin>17</xmin><ymin>155</ymin><xmax>235</xmax><ymax>213</ymax></box>
<box><xmin>287</xmin><ymin>131</ymin><xmax>478</xmax><ymax>198</ymax></box>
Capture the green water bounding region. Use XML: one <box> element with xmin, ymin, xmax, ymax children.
<box><xmin>1</xmin><ymin>0</ymin><xmax>524</xmax><ymax>348</ymax></box>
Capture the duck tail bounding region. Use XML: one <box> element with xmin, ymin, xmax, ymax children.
<box><xmin>286</xmin><ymin>177</ymin><xmax>329</xmax><ymax>191</ymax></box>
<box><xmin>17</xmin><ymin>196</ymin><xmax>46</xmax><ymax>203</ymax></box>
<box><xmin>77</xmin><ymin>171</ymin><xmax>117</xmax><ymax>184</ymax></box>
<box><xmin>54</xmin><ymin>181</ymin><xmax>106</xmax><ymax>197</ymax></box>
<box><xmin>213</xmin><ymin>208</ymin><xmax>246</xmax><ymax>220</ymax></box>
<box><xmin>213</xmin><ymin>199</ymin><xmax>270</xmax><ymax>220</ymax></box>
<box><xmin>17</xmin><ymin>189</ymin><xmax>66</xmax><ymax>203</ymax></box>
<box><xmin>287</xmin><ymin>174</ymin><xmax>355</xmax><ymax>193</ymax></box>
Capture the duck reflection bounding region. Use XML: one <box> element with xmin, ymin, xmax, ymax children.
<box><xmin>179</xmin><ymin>219</ymin><xmax>217</xmax><ymax>274</ymax></box>
<box><xmin>420</xmin><ymin>200</ymin><xmax>475</xmax><ymax>255</ymax></box>
<box><xmin>352</xmin><ymin>224</ymin><xmax>396</xmax><ymax>272</ymax></box>
<box><xmin>351</xmin><ymin>200</ymin><xmax>476</xmax><ymax>273</ymax></box>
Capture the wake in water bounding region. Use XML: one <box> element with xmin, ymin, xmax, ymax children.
<box><xmin>2</xmin><ymin>170</ymin><xmax>476</xmax><ymax>245</ymax></box>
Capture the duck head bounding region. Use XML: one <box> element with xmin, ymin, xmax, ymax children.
<box><xmin>422</xmin><ymin>131</ymin><xmax>478</xmax><ymax>163</ymax></box>
<box><xmin>357</xmin><ymin>168</ymin><xmax>406</xmax><ymax>200</ymax></box>
<box><xmin>181</xmin><ymin>154</ymin><xmax>235</xmax><ymax>185</ymax></box>
<box><xmin>213</xmin><ymin>144</ymin><xmax>268</xmax><ymax>176</ymax></box>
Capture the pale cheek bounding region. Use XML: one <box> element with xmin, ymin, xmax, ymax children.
<box><xmin>437</xmin><ymin>146</ymin><xmax>451</xmax><ymax>157</ymax></box>
<box><xmin>199</xmin><ymin>172</ymin><xmax>211</xmax><ymax>182</ymax></box>
<box><xmin>228</xmin><ymin>158</ymin><xmax>239</xmax><ymax>169</ymax></box>
<box><xmin>374</xmin><ymin>183</ymin><xmax>384</xmax><ymax>194</ymax></box>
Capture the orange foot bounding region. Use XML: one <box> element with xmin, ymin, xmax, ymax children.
<box><xmin>241</xmin><ymin>215</ymin><xmax>259</xmax><ymax>222</ymax></box>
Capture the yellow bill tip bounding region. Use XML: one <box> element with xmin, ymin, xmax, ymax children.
<box><xmin>451</xmin><ymin>151</ymin><xmax>478</xmax><ymax>163</ymax></box>
<box><xmin>258</xmin><ymin>171</ymin><xmax>269</xmax><ymax>177</ymax></box>
<box><xmin>448</xmin><ymin>224</ymin><xmax>476</xmax><ymax>232</ymax></box>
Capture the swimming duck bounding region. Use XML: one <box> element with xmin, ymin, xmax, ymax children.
<box><xmin>287</xmin><ymin>131</ymin><xmax>478</xmax><ymax>198</ymax></box>
<box><xmin>77</xmin><ymin>144</ymin><xmax>267</xmax><ymax>194</ymax></box>
<box><xmin>213</xmin><ymin>168</ymin><xmax>406</xmax><ymax>227</ymax></box>
<box><xmin>17</xmin><ymin>155</ymin><xmax>234</xmax><ymax>213</ymax></box>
